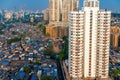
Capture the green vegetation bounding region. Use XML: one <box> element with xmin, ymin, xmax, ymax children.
<box><xmin>0</xmin><ymin>30</ymin><xmax>4</xmax><ymax>34</ymax></box>
<box><xmin>59</xmin><ymin>50</ymin><xmax>64</xmax><ymax>60</ymax></box>
<box><xmin>114</xmin><ymin>47</ymin><xmax>120</xmax><ymax>52</ymax></box>
<box><xmin>36</xmin><ymin>77</ymin><xmax>39</xmax><ymax>80</ymax></box>
<box><xmin>0</xmin><ymin>24</ymin><xmax>6</xmax><ymax>30</ymax></box>
<box><xmin>112</xmin><ymin>13</ymin><xmax>120</xmax><ymax>18</ymax></box>
<box><xmin>48</xmin><ymin>45</ymin><xmax>53</xmax><ymax>49</ymax></box>
<box><xmin>23</xmin><ymin>66</ymin><xmax>32</xmax><ymax>73</ymax></box>
<box><xmin>0</xmin><ymin>24</ymin><xmax>6</xmax><ymax>34</ymax></box>
<box><xmin>43</xmin><ymin>20</ymin><xmax>49</xmax><ymax>25</ymax></box>
<box><xmin>110</xmin><ymin>69</ymin><xmax>120</xmax><ymax>80</ymax></box>
<box><xmin>34</xmin><ymin>61</ymin><xmax>41</xmax><ymax>65</ymax></box>
<box><xmin>61</xmin><ymin>36</ymin><xmax>68</xmax><ymax>60</ymax></box>
<box><xmin>41</xmin><ymin>76</ymin><xmax>53</xmax><ymax>80</ymax></box>
<box><xmin>20</xmin><ymin>33</ymin><xmax>26</xmax><ymax>40</ymax></box>
<box><xmin>0</xmin><ymin>23</ymin><xmax>15</xmax><ymax>31</ymax></box>
<box><xmin>7</xmin><ymin>37</ymin><xmax>21</xmax><ymax>44</ymax></box>
<box><xmin>11</xmin><ymin>31</ymin><xmax>19</xmax><ymax>35</ymax></box>
<box><xmin>7</xmin><ymin>25</ymin><xmax>14</xmax><ymax>30</ymax></box>
<box><xmin>44</xmin><ymin>45</ymin><xmax>57</xmax><ymax>59</ymax></box>
<box><xmin>44</xmin><ymin>36</ymin><xmax>68</xmax><ymax>61</ymax></box>
<box><xmin>38</xmin><ymin>24</ymin><xmax>46</xmax><ymax>35</ymax></box>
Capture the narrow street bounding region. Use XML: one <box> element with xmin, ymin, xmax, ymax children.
<box><xmin>56</xmin><ymin>60</ymin><xmax>64</xmax><ymax>80</ymax></box>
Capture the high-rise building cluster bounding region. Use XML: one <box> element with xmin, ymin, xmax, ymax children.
<box><xmin>62</xmin><ymin>0</ymin><xmax>79</xmax><ymax>23</ymax></box>
<box><xmin>49</xmin><ymin>0</ymin><xmax>78</xmax><ymax>23</ymax></box>
<box><xmin>43</xmin><ymin>8</ymin><xmax>49</xmax><ymax>21</ymax></box>
<box><xmin>69</xmin><ymin>0</ymin><xmax>111</xmax><ymax>80</ymax></box>
<box><xmin>44</xmin><ymin>0</ymin><xmax>111</xmax><ymax>79</ymax></box>
<box><xmin>45</xmin><ymin>0</ymin><xmax>79</xmax><ymax>38</ymax></box>
<box><xmin>110</xmin><ymin>26</ymin><xmax>120</xmax><ymax>48</ymax></box>
<box><xmin>49</xmin><ymin>0</ymin><xmax>62</xmax><ymax>22</ymax></box>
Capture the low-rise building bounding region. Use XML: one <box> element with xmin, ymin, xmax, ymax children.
<box><xmin>46</xmin><ymin>24</ymin><xmax>68</xmax><ymax>38</ymax></box>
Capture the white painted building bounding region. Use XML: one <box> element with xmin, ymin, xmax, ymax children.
<box><xmin>68</xmin><ymin>0</ymin><xmax>111</xmax><ymax>80</ymax></box>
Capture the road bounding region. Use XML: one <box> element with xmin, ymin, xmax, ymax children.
<box><xmin>56</xmin><ymin>60</ymin><xmax>64</xmax><ymax>80</ymax></box>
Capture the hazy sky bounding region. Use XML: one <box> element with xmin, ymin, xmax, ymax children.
<box><xmin>0</xmin><ymin>0</ymin><xmax>119</xmax><ymax>11</ymax></box>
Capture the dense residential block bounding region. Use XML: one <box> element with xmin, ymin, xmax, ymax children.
<box><xmin>46</xmin><ymin>24</ymin><xmax>68</xmax><ymax>38</ymax></box>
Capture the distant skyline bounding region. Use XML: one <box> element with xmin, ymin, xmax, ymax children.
<box><xmin>0</xmin><ymin>0</ymin><xmax>119</xmax><ymax>12</ymax></box>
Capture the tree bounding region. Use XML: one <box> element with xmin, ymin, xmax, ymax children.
<box><xmin>23</xmin><ymin>66</ymin><xmax>32</xmax><ymax>73</ymax></box>
<box><xmin>0</xmin><ymin>30</ymin><xmax>4</xmax><ymax>34</ymax></box>
<box><xmin>59</xmin><ymin>50</ymin><xmax>64</xmax><ymax>60</ymax></box>
<box><xmin>62</xmin><ymin>36</ymin><xmax>68</xmax><ymax>60</ymax></box>
<box><xmin>111</xmin><ymin>69</ymin><xmax>120</xmax><ymax>80</ymax></box>
<box><xmin>36</xmin><ymin>77</ymin><xmax>39</xmax><ymax>80</ymax></box>
<box><xmin>34</xmin><ymin>61</ymin><xmax>41</xmax><ymax>65</ymax></box>
<box><xmin>38</xmin><ymin>24</ymin><xmax>46</xmax><ymax>35</ymax></box>
<box><xmin>20</xmin><ymin>33</ymin><xmax>26</xmax><ymax>40</ymax></box>
<box><xmin>7</xmin><ymin>37</ymin><xmax>21</xmax><ymax>44</ymax></box>
<box><xmin>41</xmin><ymin>76</ymin><xmax>53</xmax><ymax>80</ymax></box>
<box><xmin>44</xmin><ymin>45</ymin><xmax>57</xmax><ymax>59</ymax></box>
<box><xmin>11</xmin><ymin>31</ymin><xmax>17</xmax><ymax>35</ymax></box>
<box><xmin>45</xmin><ymin>33</ymin><xmax>50</xmax><ymax>37</ymax></box>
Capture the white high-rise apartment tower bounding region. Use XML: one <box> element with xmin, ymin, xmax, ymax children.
<box><xmin>68</xmin><ymin>0</ymin><xmax>111</xmax><ymax>80</ymax></box>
